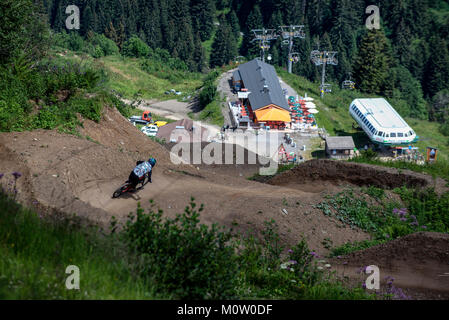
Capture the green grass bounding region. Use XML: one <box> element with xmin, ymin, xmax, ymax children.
<box><xmin>316</xmin><ymin>186</ymin><xmax>449</xmax><ymax>256</ymax></box>
<box><xmin>202</xmin><ymin>28</ymin><xmax>216</xmax><ymax>65</ymax></box>
<box><xmin>49</xmin><ymin>50</ymin><xmax>203</xmax><ymax>102</ymax></box>
<box><xmin>100</xmin><ymin>55</ymin><xmax>203</xmax><ymax>101</ymax></box>
<box><xmin>329</xmin><ymin>239</ymin><xmax>386</xmax><ymax>257</ymax></box>
<box><xmin>198</xmin><ymin>99</ymin><xmax>224</xmax><ymax>126</ymax></box>
<box><xmin>0</xmin><ymin>191</ymin><xmax>156</xmax><ymax>299</ymax></box>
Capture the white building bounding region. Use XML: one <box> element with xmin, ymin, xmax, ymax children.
<box><xmin>349</xmin><ymin>98</ymin><xmax>418</xmax><ymax>146</ymax></box>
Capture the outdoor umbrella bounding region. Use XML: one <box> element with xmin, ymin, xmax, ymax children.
<box><xmin>305</xmin><ymin>102</ymin><xmax>316</xmax><ymax>108</ymax></box>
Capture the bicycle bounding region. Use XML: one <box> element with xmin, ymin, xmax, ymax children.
<box><xmin>112</xmin><ymin>172</ymin><xmax>150</xmax><ymax>198</ymax></box>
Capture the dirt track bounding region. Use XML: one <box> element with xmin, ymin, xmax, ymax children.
<box><xmin>268</xmin><ymin>159</ymin><xmax>448</xmax><ymax>194</ymax></box>
<box><xmin>1</xmin><ymin>106</ymin><xmax>448</xmax><ymax>299</ymax></box>
<box><xmin>330</xmin><ymin>232</ymin><xmax>449</xmax><ymax>299</ymax></box>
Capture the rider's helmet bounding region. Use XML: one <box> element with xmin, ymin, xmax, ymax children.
<box><xmin>148</xmin><ymin>158</ymin><xmax>156</xmax><ymax>167</ymax></box>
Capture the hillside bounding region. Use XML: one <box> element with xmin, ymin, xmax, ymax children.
<box><xmin>1</xmin><ymin>0</ymin><xmax>449</xmax><ymax>301</ymax></box>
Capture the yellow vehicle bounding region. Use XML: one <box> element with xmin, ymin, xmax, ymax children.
<box><xmin>153</xmin><ymin>121</ymin><xmax>168</xmax><ymax>127</ymax></box>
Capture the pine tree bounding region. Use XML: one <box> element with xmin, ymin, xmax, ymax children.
<box><xmin>227</xmin><ymin>10</ymin><xmax>240</xmax><ymax>39</ymax></box>
<box><xmin>193</xmin><ymin>32</ymin><xmax>206</xmax><ymax>72</ymax></box>
<box><xmin>210</xmin><ymin>15</ymin><xmax>236</xmax><ymax>68</ymax></box>
<box><xmin>105</xmin><ymin>21</ymin><xmax>118</xmax><ymax>45</ymax></box>
<box><xmin>81</xmin><ymin>5</ymin><xmax>94</xmax><ymax>36</ymax></box>
<box><xmin>423</xmin><ymin>36</ymin><xmax>449</xmax><ymax>98</ymax></box>
<box><xmin>352</xmin><ymin>29</ymin><xmax>394</xmax><ymax>96</ymax></box>
<box><xmin>241</xmin><ymin>4</ymin><xmax>263</xmax><ymax>57</ymax></box>
<box><xmin>191</xmin><ymin>0</ymin><xmax>216</xmax><ymax>42</ymax></box>
<box><xmin>328</xmin><ymin>0</ymin><xmax>360</xmax><ymax>81</ymax></box>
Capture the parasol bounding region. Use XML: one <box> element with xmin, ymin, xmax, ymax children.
<box><xmin>305</xmin><ymin>102</ymin><xmax>316</xmax><ymax>108</ymax></box>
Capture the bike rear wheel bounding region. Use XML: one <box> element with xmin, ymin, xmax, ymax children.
<box><xmin>112</xmin><ymin>183</ymin><xmax>131</xmax><ymax>198</ymax></box>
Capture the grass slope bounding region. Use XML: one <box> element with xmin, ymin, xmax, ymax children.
<box><xmin>0</xmin><ymin>191</ymin><xmax>156</xmax><ymax>299</ymax></box>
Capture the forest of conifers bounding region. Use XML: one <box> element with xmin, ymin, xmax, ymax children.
<box><xmin>33</xmin><ymin>0</ymin><xmax>449</xmax><ymax>122</ymax></box>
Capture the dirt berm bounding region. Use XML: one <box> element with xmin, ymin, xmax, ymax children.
<box><xmin>331</xmin><ymin>232</ymin><xmax>449</xmax><ymax>299</ymax></box>
<box><xmin>268</xmin><ymin>159</ymin><xmax>446</xmax><ymax>192</ymax></box>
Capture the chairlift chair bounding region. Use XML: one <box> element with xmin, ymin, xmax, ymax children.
<box><xmin>342</xmin><ymin>80</ymin><xmax>355</xmax><ymax>90</ymax></box>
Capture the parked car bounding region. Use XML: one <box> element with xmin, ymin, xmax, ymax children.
<box><xmin>141</xmin><ymin>125</ymin><xmax>158</xmax><ymax>137</ymax></box>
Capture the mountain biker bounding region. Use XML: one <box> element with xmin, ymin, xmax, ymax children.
<box><xmin>128</xmin><ymin>157</ymin><xmax>156</xmax><ymax>190</ymax></box>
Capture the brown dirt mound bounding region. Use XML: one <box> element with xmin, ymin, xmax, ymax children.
<box><xmin>331</xmin><ymin>232</ymin><xmax>449</xmax><ymax>299</ymax></box>
<box><xmin>268</xmin><ymin>159</ymin><xmax>439</xmax><ymax>190</ymax></box>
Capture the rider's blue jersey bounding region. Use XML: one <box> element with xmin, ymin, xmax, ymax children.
<box><xmin>133</xmin><ymin>161</ymin><xmax>152</xmax><ymax>178</ymax></box>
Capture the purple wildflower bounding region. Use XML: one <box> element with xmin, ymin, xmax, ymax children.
<box><xmin>421</xmin><ymin>225</ymin><xmax>427</xmax><ymax>229</ymax></box>
<box><xmin>288</xmin><ymin>260</ymin><xmax>298</xmax><ymax>265</ymax></box>
<box><xmin>288</xmin><ymin>249</ymin><xmax>293</xmax><ymax>254</ymax></box>
<box><xmin>310</xmin><ymin>251</ymin><xmax>318</xmax><ymax>257</ymax></box>
<box><xmin>12</xmin><ymin>172</ymin><xmax>22</xmax><ymax>179</ymax></box>
<box><xmin>400</xmin><ymin>217</ymin><xmax>407</xmax><ymax>222</ymax></box>
<box><xmin>0</xmin><ymin>173</ymin><xmax>3</xmax><ymax>179</ymax></box>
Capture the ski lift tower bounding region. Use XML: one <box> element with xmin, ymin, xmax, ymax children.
<box><xmin>310</xmin><ymin>50</ymin><xmax>338</xmax><ymax>98</ymax></box>
<box><xmin>251</xmin><ymin>28</ymin><xmax>279</xmax><ymax>63</ymax></box>
<box><xmin>280</xmin><ymin>25</ymin><xmax>305</xmax><ymax>73</ymax></box>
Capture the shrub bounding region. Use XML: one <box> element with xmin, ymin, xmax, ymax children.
<box><xmin>122</xmin><ymin>198</ymin><xmax>238</xmax><ymax>299</ymax></box>
<box><xmin>122</xmin><ymin>35</ymin><xmax>150</xmax><ymax>58</ymax></box>
<box><xmin>439</xmin><ymin>122</ymin><xmax>449</xmax><ymax>136</ymax></box>
<box><xmin>32</xmin><ymin>105</ymin><xmax>59</xmax><ymax>129</ymax></box>
<box><xmin>89</xmin><ymin>33</ymin><xmax>119</xmax><ymax>56</ymax></box>
<box><xmin>199</xmin><ymin>81</ymin><xmax>217</xmax><ymax>109</ymax></box>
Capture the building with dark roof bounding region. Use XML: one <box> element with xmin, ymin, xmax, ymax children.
<box><xmin>232</xmin><ymin>59</ymin><xmax>291</xmax><ymax>128</ymax></box>
<box><xmin>325</xmin><ymin>136</ymin><xmax>356</xmax><ymax>159</ymax></box>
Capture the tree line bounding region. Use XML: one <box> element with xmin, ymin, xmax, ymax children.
<box><xmin>35</xmin><ymin>0</ymin><xmax>449</xmax><ymax>122</ymax></box>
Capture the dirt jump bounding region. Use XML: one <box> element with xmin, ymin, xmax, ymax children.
<box><xmin>1</xmin><ymin>106</ymin><xmax>448</xmax><ymax>299</ymax></box>
<box><xmin>330</xmin><ymin>232</ymin><xmax>449</xmax><ymax>299</ymax></box>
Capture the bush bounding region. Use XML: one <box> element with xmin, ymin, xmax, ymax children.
<box><xmin>89</xmin><ymin>33</ymin><xmax>119</xmax><ymax>56</ymax></box>
<box><xmin>199</xmin><ymin>100</ymin><xmax>224</xmax><ymax>126</ymax></box>
<box><xmin>122</xmin><ymin>198</ymin><xmax>238</xmax><ymax>299</ymax></box>
<box><xmin>199</xmin><ymin>70</ymin><xmax>221</xmax><ymax>109</ymax></box>
<box><xmin>122</xmin><ymin>35</ymin><xmax>150</xmax><ymax>58</ymax></box>
<box><xmin>439</xmin><ymin>122</ymin><xmax>449</xmax><ymax>136</ymax></box>
<box><xmin>199</xmin><ymin>80</ymin><xmax>217</xmax><ymax>109</ymax></box>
